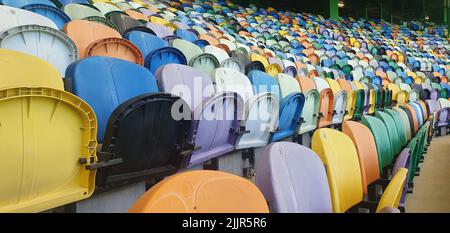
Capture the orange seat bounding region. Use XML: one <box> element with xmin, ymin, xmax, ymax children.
<box><xmin>296</xmin><ymin>75</ymin><xmax>316</xmax><ymax>93</ymax></box>
<box><xmin>198</xmin><ymin>34</ymin><xmax>219</xmax><ymax>46</ymax></box>
<box><xmin>342</xmin><ymin>121</ymin><xmax>381</xmax><ymax>194</ymax></box>
<box><xmin>129</xmin><ymin>171</ymin><xmax>269</xmax><ymax>213</ymax></box>
<box><xmin>124</xmin><ymin>10</ymin><xmax>148</xmax><ymax>22</ymax></box>
<box><xmin>63</xmin><ymin>20</ymin><xmax>121</xmax><ymax>58</ymax></box>
<box><xmin>338</xmin><ymin>79</ymin><xmax>353</xmax><ymax>92</ymax></box>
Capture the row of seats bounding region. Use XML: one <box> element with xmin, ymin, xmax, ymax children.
<box><xmin>0</xmin><ymin>0</ymin><xmax>448</xmax><ymax>213</ymax></box>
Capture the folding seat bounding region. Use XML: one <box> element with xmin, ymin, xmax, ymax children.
<box><xmin>296</xmin><ymin>77</ymin><xmax>320</xmax><ymax>135</ymax></box>
<box><xmin>174</xmin><ymin>29</ymin><xmax>198</xmax><ymax>42</ymax></box>
<box><xmin>410</xmin><ymin>102</ymin><xmax>425</xmax><ymax>127</ymax></box>
<box><xmin>63</xmin><ymin>3</ymin><xmax>105</xmax><ymax>20</ymax></box>
<box><xmin>361</xmin><ymin>115</ymin><xmax>395</xmax><ymax>176</ymax></box>
<box><xmin>344</xmin><ymin>89</ymin><xmax>357</xmax><ymax>121</ymax></box>
<box><xmin>375</xmin><ymin>111</ymin><xmax>401</xmax><ymax>156</ymax></box>
<box><xmin>0</xmin><ymin>5</ymin><xmax>57</xmax><ymax>32</ymax></box>
<box><xmin>0</xmin><ymin>0</ymin><xmax>56</xmax><ymax>8</ymax></box>
<box><xmin>156</xmin><ymin>64</ymin><xmax>242</xmax><ymax>166</ymax></box>
<box><xmin>214</xmin><ymin>68</ymin><xmax>279</xmax><ymax>149</ymax></box>
<box><xmin>259</xmin><ymin>73</ymin><xmax>305</xmax><ymax>141</ymax></box>
<box><xmin>129</xmin><ymin>170</ymin><xmax>269</xmax><ymax>213</ymax></box>
<box><xmin>384</xmin><ymin>109</ymin><xmax>408</xmax><ymax>147</ymax></box>
<box><xmin>124</xmin><ymin>10</ymin><xmax>148</xmax><ymax>23</ymax></box>
<box><xmin>108</xmin><ymin>11</ymin><xmax>149</xmax><ymax>36</ymax></box>
<box><xmin>0</xmin><ymin>49</ymin><xmax>63</xmax><ymax>90</ymax></box>
<box><xmin>146</xmin><ymin>22</ymin><xmax>174</xmax><ymax>39</ymax></box>
<box><xmin>0</xmin><ymin>49</ymin><xmax>97</xmax><ymax>212</ymax></box>
<box><xmin>365</xmin><ymin>83</ymin><xmax>377</xmax><ymax>114</ymax></box>
<box><xmin>326</xmin><ymin>78</ymin><xmax>347</xmax><ymax>124</ymax></box>
<box><xmin>22</xmin><ymin>4</ymin><xmax>70</xmax><ymax>30</ymax></box>
<box><xmin>249</xmin><ymin>52</ymin><xmax>269</xmax><ymax>68</ymax></box>
<box><xmin>171</xmin><ymin>39</ymin><xmax>219</xmax><ymax>76</ymax></box>
<box><xmin>63</xmin><ymin>20</ymin><xmax>121</xmax><ymax>59</ymax></box>
<box><xmin>311</xmin><ymin>128</ymin><xmax>408</xmax><ymax>213</ymax></box>
<box><xmin>255</xmin><ymin>142</ymin><xmax>332</xmax><ymax>213</ymax></box>
<box><xmin>92</xmin><ymin>2</ymin><xmax>122</xmax><ymax>16</ymax></box>
<box><xmin>342</xmin><ymin>121</ymin><xmax>411</xmax><ymax>210</ymax></box>
<box><xmin>124</xmin><ymin>31</ymin><xmax>168</xmax><ymax>59</ymax></box>
<box><xmin>66</xmin><ymin>57</ymin><xmax>193</xmax><ymax>190</ymax></box>
<box><xmin>314</xmin><ymin>77</ymin><xmax>334</xmax><ymax>128</ymax></box>
<box><xmin>0</xmin><ymin>25</ymin><xmax>77</xmax><ymax>76</ymax></box>
<box><xmin>403</xmin><ymin>103</ymin><xmax>420</xmax><ymax>134</ymax></box>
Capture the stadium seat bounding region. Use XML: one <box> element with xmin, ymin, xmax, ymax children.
<box><xmin>0</xmin><ymin>5</ymin><xmax>57</xmax><ymax>32</ymax></box>
<box><xmin>0</xmin><ymin>49</ymin><xmax>63</xmax><ymax>90</ymax></box>
<box><xmin>66</xmin><ymin>57</ymin><xmax>193</xmax><ymax>190</ymax></box>
<box><xmin>0</xmin><ymin>87</ymin><xmax>97</xmax><ymax>213</ymax></box>
<box><xmin>22</xmin><ymin>4</ymin><xmax>71</xmax><ymax>30</ymax></box>
<box><xmin>129</xmin><ymin>170</ymin><xmax>269</xmax><ymax>213</ymax></box>
<box><xmin>311</xmin><ymin>128</ymin><xmax>408</xmax><ymax>213</ymax></box>
<box><xmin>256</xmin><ymin>142</ymin><xmax>332</xmax><ymax>213</ymax></box>
<box><xmin>63</xmin><ymin>20</ymin><xmax>122</xmax><ymax>58</ymax></box>
<box><xmin>0</xmin><ymin>25</ymin><xmax>78</xmax><ymax>76</ymax></box>
<box><xmin>248</xmin><ymin>71</ymin><xmax>304</xmax><ymax>142</ymax></box>
<box><xmin>156</xmin><ymin>64</ymin><xmax>242</xmax><ymax>166</ymax></box>
<box><xmin>214</xmin><ymin>68</ymin><xmax>279</xmax><ymax>149</ymax></box>
<box><xmin>63</xmin><ymin>3</ymin><xmax>105</xmax><ymax>20</ymax></box>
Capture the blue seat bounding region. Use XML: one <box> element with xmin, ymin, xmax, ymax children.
<box><xmin>125</xmin><ymin>31</ymin><xmax>168</xmax><ymax>59</ymax></box>
<box><xmin>22</xmin><ymin>4</ymin><xmax>70</xmax><ymax>29</ymax></box>
<box><xmin>66</xmin><ymin>56</ymin><xmax>158</xmax><ymax>142</ymax></box>
<box><xmin>174</xmin><ymin>29</ymin><xmax>197</xmax><ymax>42</ymax></box>
<box><xmin>144</xmin><ymin>47</ymin><xmax>187</xmax><ymax>74</ymax></box>
<box><xmin>247</xmin><ymin>70</ymin><xmax>304</xmax><ymax>142</ymax></box>
<box><xmin>0</xmin><ymin>0</ymin><xmax>55</xmax><ymax>8</ymax></box>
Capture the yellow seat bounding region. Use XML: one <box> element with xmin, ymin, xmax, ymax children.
<box><xmin>266</xmin><ymin>64</ymin><xmax>282</xmax><ymax>77</ymax></box>
<box><xmin>326</xmin><ymin>78</ymin><xmax>341</xmax><ymax>95</ymax></box>
<box><xmin>352</xmin><ymin>81</ymin><xmax>364</xmax><ymax>90</ymax></box>
<box><xmin>312</xmin><ymin>128</ymin><xmax>363</xmax><ymax>213</ymax></box>
<box><xmin>344</xmin><ymin>90</ymin><xmax>356</xmax><ymax>121</ymax></box>
<box><xmin>150</xmin><ymin>16</ymin><xmax>170</xmax><ymax>25</ymax></box>
<box><xmin>0</xmin><ymin>87</ymin><xmax>97</xmax><ymax>212</ymax></box>
<box><xmin>0</xmin><ymin>49</ymin><xmax>63</xmax><ymax>90</ymax></box>
<box><xmin>376</xmin><ymin>168</ymin><xmax>408</xmax><ymax>213</ymax></box>
<box><xmin>368</xmin><ymin>89</ymin><xmax>376</xmax><ymax>114</ymax></box>
<box><xmin>129</xmin><ymin>170</ymin><xmax>269</xmax><ymax>213</ymax></box>
<box><xmin>312</xmin><ymin>128</ymin><xmax>408</xmax><ymax>213</ymax></box>
<box><xmin>387</xmin><ymin>83</ymin><xmax>401</xmax><ymax>101</ymax></box>
<box><xmin>249</xmin><ymin>53</ymin><xmax>269</xmax><ymax>68</ymax></box>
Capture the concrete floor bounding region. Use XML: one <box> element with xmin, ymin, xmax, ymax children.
<box><xmin>405</xmin><ymin>135</ymin><xmax>450</xmax><ymax>213</ymax></box>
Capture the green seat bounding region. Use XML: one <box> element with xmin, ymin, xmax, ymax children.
<box><xmin>406</xmin><ymin>138</ymin><xmax>419</xmax><ymax>183</ymax></box>
<box><xmin>375</xmin><ymin>111</ymin><xmax>401</xmax><ymax>156</ymax></box>
<box><xmin>361</xmin><ymin>115</ymin><xmax>394</xmax><ymax>176</ymax></box>
<box><xmin>375</xmin><ymin>88</ymin><xmax>384</xmax><ymax>110</ymax></box>
<box><xmin>384</xmin><ymin>109</ymin><xmax>407</xmax><ymax>148</ymax></box>
<box><xmin>384</xmin><ymin>89</ymin><xmax>392</xmax><ymax>108</ymax></box>
<box><xmin>393</xmin><ymin>107</ymin><xmax>412</xmax><ymax>141</ymax></box>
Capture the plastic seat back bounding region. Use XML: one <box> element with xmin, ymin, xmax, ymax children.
<box><xmin>0</xmin><ymin>87</ymin><xmax>96</xmax><ymax>213</ymax></box>
<box><xmin>63</xmin><ymin>20</ymin><xmax>121</xmax><ymax>58</ymax></box>
<box><xmin>375</xmin><ymin>111</ymin><xmax>401</xmax><ymax>155</ymax></box>
<box><xmin>63</xmin><ymin>4</ymin><xmax>104</xmax><ymax>20</ymax></box>
<box><xmin>0</xmin><ymin>25</ymin><xmax>77</xmax><ymax>76</ymax></box>
<box><xmin>342</xmin><ymin>121</ymin><xmax>380</xmax><ymax>194</ymax></box>
<box><xmin>0</xmin><ymin>49</ymin><xmax>63</xmax><ymax>90</ymax></box>
<box><xmin>22</xmin><ymin>4</ymin><xmax>70</xmax><ymax>30</ymax></box>
<box><xmin>171</xmin><ymin>38</ymin><xmax>203</xmax><ymax>64</ymax></box>
<box><xmin>129</xmin><ymin>170</ymin><xmax>269</xmax><ymax>213</ymax></box>
<box><xmin>332</xmin><ymin>90</ymin><xmax>347</xmax><ymax>124</ymax></box>
<box><xmin>353</xmin><ymin>89</ymin><xmax>365</xmax><ymax>120</ymax></box>
<box><xmin>393</xmin><ymin>107</ymin><xmax>412</xmax><ymax>141</ymax></box>
<box><xmin>108</xmin><ymin>12</ymin><xmax>147</xmax><ymax>35</ymax></box>
<box><xmin>311</xmin><ymin>128</ymin><xmax>363</xmax><ymax>213</ymax></box>
<box><xmin>156</xmin><ymin>64</ymin><xmax>242</xmax><ymax>166</ymax></box>
<box><xmin>344</xmin><ymin>90</ymin><xmax>357</xmax><ymax>121</ymax></box>
<box><xmin>296</xmin><ymin>76</ymin><xmax>316</xmax><ymax>93</ymax></box>
<box><xmin>318</xmin><ymin>88</ymin><xmax>334</xmax><ymax>128</ymax></box>
<box><xmin>361</xmin><ymin>115</ymin><xmax>394</xmax><ymax>173</ymax></box>
<box><xmin>384</xmin><ymin>109</ymin><xmax>407</xmax><ymax>147</ymax></box>
<box><xmin>214</xmin><ymin>68</ymin><xmax>279</xmax><ymax>149</ymax></box>
<box><xmin>256</xmin><ymin>142</ymin><xmax>332</xmax><ymax>213</ymax></box>
<box><xmin>0</xmin><ymin>5</ymin><xmax>57</xmax><ymax>33</ymax></box>
<box><xmin>298</xmin><ymin>89</ymin><xmax>320</xmax><ymax>134</ymax></box>
<box><xmin>124</xmin><ymin>31</ymin><xmax>168</xmax><ymax>58</ymax></box>
<box><xmin>66</xmin><ymin>57</ymin><xmax>158</xmax><ymax>142</ymax></box>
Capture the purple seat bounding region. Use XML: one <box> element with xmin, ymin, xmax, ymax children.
<box><xmin>430</xmin><ymin>89</ymin><xmax>439</xmax><ymax>100</ymax></box>
<box><xmin>363</xmin><ymin>89</ymin><xmax>371</xmax><ymax>115</ymax></box>
<box><xmin>146</xmin><ymin>22</ymin><xmax>173</xmax><ymax>39</ymax></box>
<box><xmin>268</xmin><ymin>57</ymin><xmax>284</xmax><ymax>69</ymax></box>
<box><xmin>156</xmin><ymin>64</ymin><xmax>243</xmax><ymax>166</ymax></box>
<box><xmin>437</xmin><ymin>108</ymin><xmax>449</xmax><ymax>127</ymax></box>
<box><xmin>256</xmin><ymin>142</ymin><xmax>332</xmax><ymax>213</ymax></box>
<box><xmin>391</xmin><ymin>148</ymin><xmax>411</xmax><ymax>208</ymax></box>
